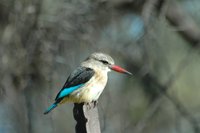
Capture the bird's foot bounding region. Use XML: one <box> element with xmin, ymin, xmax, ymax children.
<box><xmin>93</xmin><ymin>100</ymin><xmax>98</xmax><ymax>107</ymax></box>
<box><xmin>85</xmin><ymin>101</ymin><xmax>98</xmax><ymax>109</ymax></box>
<box><xmin>85</xmin><ymin>102</ymin><xmax>93</xmax><ymax>110</ymax></box>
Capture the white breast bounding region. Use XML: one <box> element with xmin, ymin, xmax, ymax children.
<box><xmin>86</xmin><ymin>78</ymin><xmax>106</xmax><ymax>101</ymax></box>
<box><xmin>71</xmin><ymin>70</ymin><xmax>108</xmax><ymax>103</ymax></box>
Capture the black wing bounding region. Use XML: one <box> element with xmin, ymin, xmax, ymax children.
<box><xmin>55</xmin><ymin>67</ymin><xmax>95</xmax><ymax>101</ymax></box>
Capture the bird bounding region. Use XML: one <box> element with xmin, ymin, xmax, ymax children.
<box><xmin>44</xmin><ymin>52</ymin><xmax>132</xmax><ymax>114</ymax></box>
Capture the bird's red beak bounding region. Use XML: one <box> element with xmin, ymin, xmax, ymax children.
<box><xmin>109</xmin><ymin>65</ymin><xmax>132</xmax><ymax>75</ymax></box>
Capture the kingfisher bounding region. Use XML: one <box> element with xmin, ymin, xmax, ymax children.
<box><xmin>44</xmin><ymin>52</ymin><xmax>132</xmax><ymax>114</ymax></box>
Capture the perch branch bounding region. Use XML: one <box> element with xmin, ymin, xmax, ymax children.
<box><xmin>73</xmin><ymin>103</ymin><xmax>101</xmax><ymax>133</ymax></box>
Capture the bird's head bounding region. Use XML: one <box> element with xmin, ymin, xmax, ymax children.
<box><xmin>82</xmin><ymin>52</ymin><xmax>132</xmax><ymax>75</ymax></box>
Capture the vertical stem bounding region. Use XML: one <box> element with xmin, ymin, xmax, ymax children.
<box><xmin>73</xmin><ymin>103</ymin><xmax>101</xmax><ymax>133</ymax></box>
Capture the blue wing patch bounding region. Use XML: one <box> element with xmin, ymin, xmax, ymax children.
<box><xmin>44</xmin><ymin>103</ymin><xmax>57</xmax><ymax>114</ymax></box>
<box><xmin>57</xmin><ymin>84</ymin><xmax>84</xmax><ymax>99</ymax></box>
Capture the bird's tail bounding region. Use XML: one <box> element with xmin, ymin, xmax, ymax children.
<box><xmin>44</xmin><ymin>103</ymin><xmax>57</xmax><ymax>115</ymax></box>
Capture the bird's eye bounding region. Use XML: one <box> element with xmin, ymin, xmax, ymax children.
<box><xmin>100</xmin><ymin>60</ymin><xmax>109</xmax><ymax>65</ymax></box>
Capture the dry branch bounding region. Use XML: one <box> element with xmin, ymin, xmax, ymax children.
<box><xmin>166</xmin><ymin>1</ymin><xmax>200</xmax><ymax>47</ymax></box>
<box><xmin>73</xmin><ymin>103</ymin><xmax>101</xmax><ymax>133</ymax></box>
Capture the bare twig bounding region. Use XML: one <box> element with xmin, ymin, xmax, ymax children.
<box><xmin>165</xmin><ymin>93</ymin><xmax>200</xmax><ymax>133</ymax></box>
<box><xmin>166</xmin><ymin>1</ymin><xmax>200</xmax><ymax>47</ymax></box>
<box><xmin>142</xmin><ymin>0</ymin><xmax>161</xmax><ymax>24</ymax></box>
<box><xmin>133</xmin><ymin>97</ymin><xmax>163</xmax><ymax>133</ymax></box>
<box><xmin>133</xmin><ymin>48</ymin><xmax>199</xmax><ymax>133</ymax></box>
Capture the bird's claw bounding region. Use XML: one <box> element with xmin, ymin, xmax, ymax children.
<box><xmin>93</xmin><ymin>101</ymin><xmax>98</xmax><ymax>107</ymax></box>
<box><xmin>85</xmin><ymin>101</ymin><xmax>98</xmax><ymax>109</ymax></box>
<box><xmin>86</xmin><ymin>102</ymin><xmax>92</xmax><ymax>110</ymax></box>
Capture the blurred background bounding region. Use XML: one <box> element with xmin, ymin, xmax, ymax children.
<box><xmin>0</xmin><ymin>0</ymin><xmax>200</xmax><ymax>133</ymax></box>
